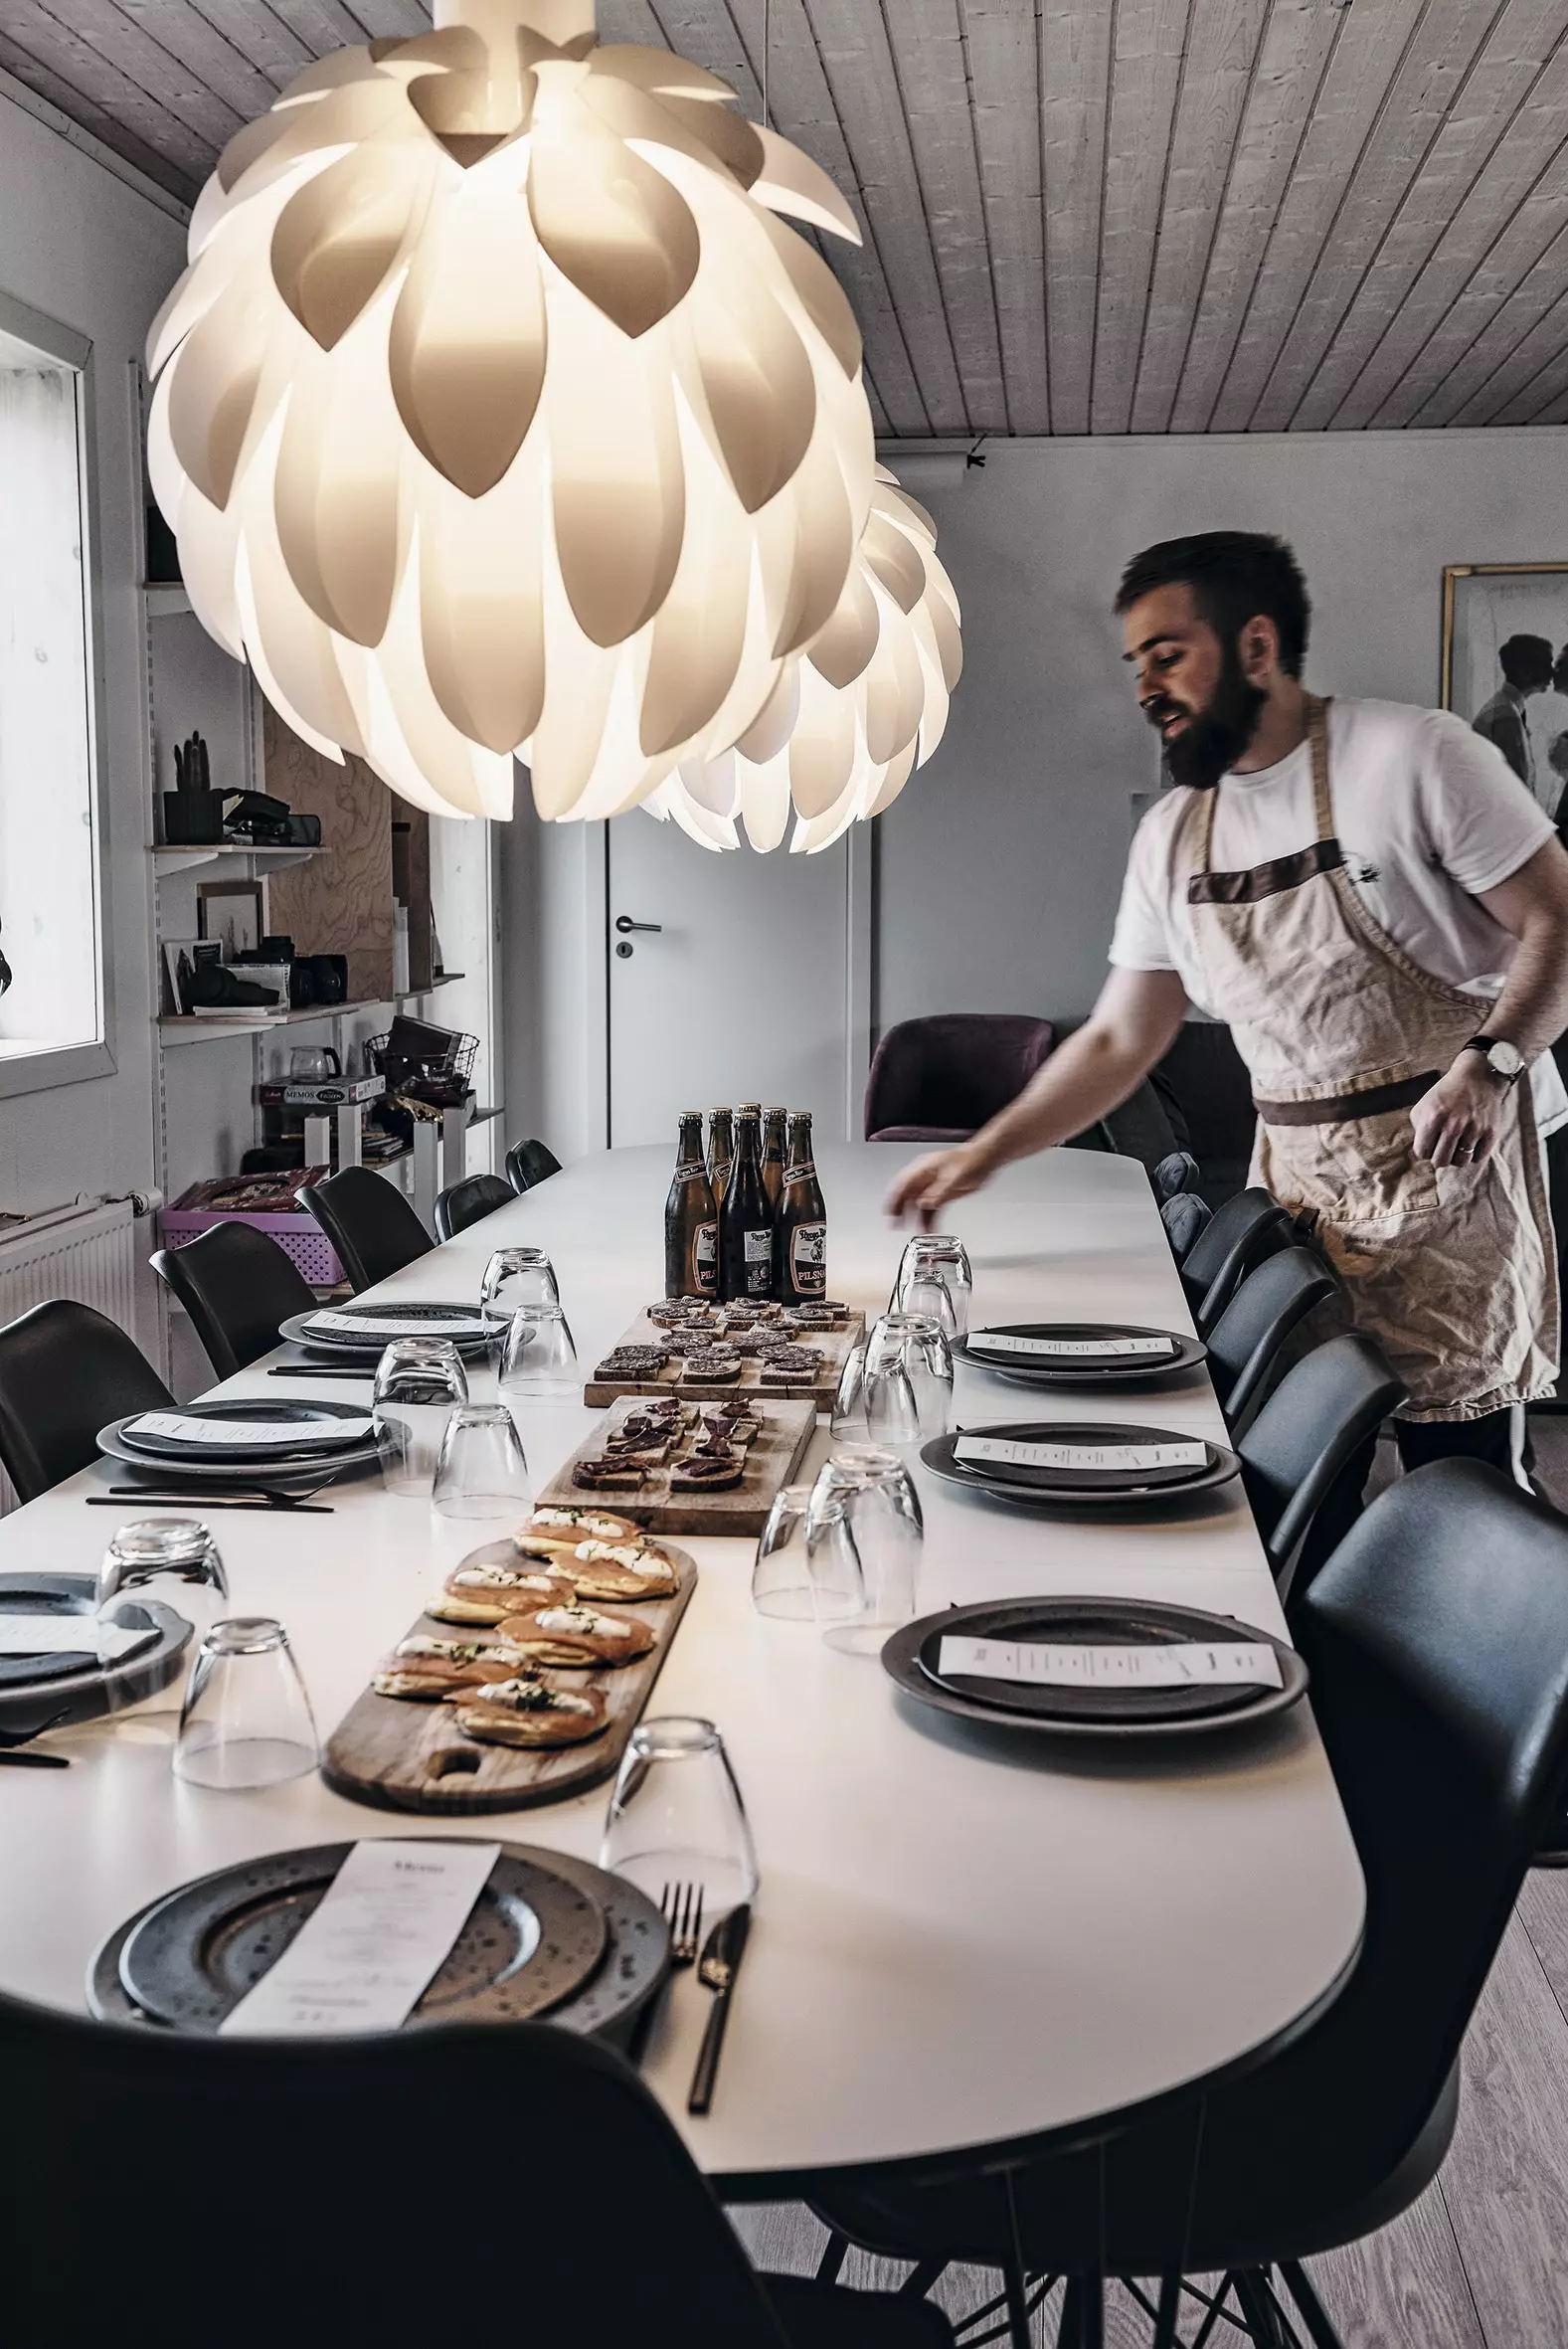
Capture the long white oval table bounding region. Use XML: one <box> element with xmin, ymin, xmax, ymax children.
<box><xmin>0</xmin><ymin>1144</ymin><xmax>1364</xmax><ymax>2191</ymax></box>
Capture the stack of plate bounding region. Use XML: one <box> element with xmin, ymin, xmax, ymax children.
<box><xmin>278</xmin><ymin>1300</ymin><xmax>493</xmax><ymax>1362</ymax></box>
<box><xmin>96</xmin><ymin>1397</ymin><xmax>382</xmax><ymax>1484</ymax></box>
<box><xmin>88</xmin><ymin>1840</ymin><xmax>670</xmax><ymax>2052</ymax></box>
<box><xmin>959</xmin><ymin>1324</ymin><xmax>1204</xmax><ymax>1389</ymax></box>
<box><xmin>921</xmin><ymin>1418</ymin><xmax>1240</xmax><ymax>1511</ymax></box>
<box><xmin>0</xmin><ymin>1571</ymin><xmax>191</xmax><ymax>1732</ymax></box>
<box><xmin>883</xmin><ymin>1595</ymin><xmax>1307</xmax><ymax>1742</ymax></box>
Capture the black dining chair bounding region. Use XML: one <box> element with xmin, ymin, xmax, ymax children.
<box><xmin>0</xmin><ymin>1298</ymin><xmax>173</xmax><ymax>1505</ymax></box>
<box><xmin>1150</xmin><ymin>1149</ymin><xmax>1201</xmax><ymax>1206</ymax></box>
<box><xmin>150</xmin><ymin>1223</ymin><xmax>318</xmax><ymax>1381</ymax></box>
<box><xmin>434</xmin><ymin>1172</ymin><xmax>515</xmax><ymax>1242</ymax></box>
<box><xmin>0</xmin><ymin>2000</ymin><xmax>953</xmax><ymax>2349</ymax></box>
<box><xmin>505</xmin><ymin>1139</ymin><xmax>563</xmax><ymax>1194</ymax></box>
<box><xmin>1159</xmin><ymin>1190</ymin><xmax>1211</xmax><ymax>1264</ymax></box>
<box><xmin>863</xmin><ymin>1014</ymin><xmax>1057</xmax><ymax>1142</ymax></box>
<box><xmin>1237</xmin><ymin>1332</ymin><xmax>1406</xmax><ymax>1596</ymax></box>
<box><xmin>1205</xmin><ymin>1245</ymin><xmax>1340</xmax><ymax>1440</ymax></box>
<box><xmin>300</xmin><ymin>1166</ymin><xmax>435</xmax><ymax>1292</ymax></box>
<box><xmin>1180</xmin><ymin>1185</ymin><xmax>1292</xmax><ymax>1333</ymax></box>
<box><xmin>801</xmin><ymin>1458</ymin><xmax>1568</xmax><ymax>2349</ymax></box>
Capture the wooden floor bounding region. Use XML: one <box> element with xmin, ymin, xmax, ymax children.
<box><xmin>727</xmin><ymin>1420</ymin><xmax>1568</xmax><ymax>2346</ymax></box>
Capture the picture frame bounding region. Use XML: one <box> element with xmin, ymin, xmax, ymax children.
<box><xmin>162</xmin><ymin>937</ymin><xmax>218</xmax><ymax>1015</ymax></box>
<box><xmin>1441</xmin><ymin>563</ymin><xmax>1568</xmax><ymax>818</ymax></box>
<box><xmin>196</xmin><ymin>878</ymin><xmax>264</xmax><ymax>961</ymax></box>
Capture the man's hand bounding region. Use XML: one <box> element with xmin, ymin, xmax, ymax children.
<box><xmin>1410</xmin><ymin>1056</ymin><xmax>1512</xmax><ymax>1169</ymax></box>
<box><xmin>884</xmin><ymin>1143</ymin><xmax>991</xmax><ymax>1227</ymax></box>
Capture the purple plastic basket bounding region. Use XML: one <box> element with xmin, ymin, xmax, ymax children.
<box><xmin>158</xmin><ymin>1199</ymin><xmax>345</xmax><ymax>1289</ymax></box>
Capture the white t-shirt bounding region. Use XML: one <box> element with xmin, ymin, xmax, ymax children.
<box><xmin>1110</xmin><ymin>697</ymin><xmax>1568</xmax><ymax>1135</ymax></box>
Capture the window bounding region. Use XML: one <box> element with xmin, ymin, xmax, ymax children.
<box><xmin>0</xmin><ymin>297</ymin><xmax>103</xmax><ymax>1075</ymax></box>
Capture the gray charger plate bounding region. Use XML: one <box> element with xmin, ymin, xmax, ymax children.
<box><xmin>280</xmin><ymin>1304</ymin><xmax>492</xmax><ymax>1360</ymax></box>
<box><xmin>884</xmin><ymin>1596</ymin><xmax>1307</xmax><ymax>1739</ymax></box>
<box><xmin>97</xmin><ymin>1418</ymin><xmax>381</xmax><ymax>1485</ymax></box>
<box><xmin>958</xmin><ymin>1325</ymin><xmax>1206</xmax><ymax>1388</ymax></box>
<box><xmin>88</xmin><ymin>1842</ymin><xmax>669</xmax><ymax>2052</ymax></box>
<box><xmin>0</xmin><ymin>1572</ymin><xmax>191</xmax><ymax>1731</ymax></box>
<box><xmin>922</xmin><ymin>1423</ymin><xmax>1240</xmax><ymax>1509</ymax></box>
<box><xmin>117</xmin><ymin>1395</ymin><xmax>375</xmax><ymax>1467</ymax></box>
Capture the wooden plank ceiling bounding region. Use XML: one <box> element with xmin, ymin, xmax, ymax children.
<box><xmin>7</xmin><ymin>0</ymin><xmax>1568</xmax><ymax>434</ymax></box>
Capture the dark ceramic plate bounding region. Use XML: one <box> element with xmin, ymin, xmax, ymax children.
<box><xmin>117</xmin><ymin>1395</ymin><xmax>374</xmax><ymax>1465</ymax></box>
<box><xmin>958</xmin><ymin>1325</ymin><xmax>1206</xmax><ymax>1388</ymax></box>
<box><xmin>0</xmin><ymin>1572</ymin><xmax>190</xmax><ymax>1729</ymax></box>
<box><xmin>924</xmin><ymin>1419</ymin><xmax>1227</xmax><ymax>1495</ymax></box>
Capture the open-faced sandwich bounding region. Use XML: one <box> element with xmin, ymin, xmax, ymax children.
<box><xmin>426</xmin><ymin>1561</ymin><xmax>573</xmax><ymax>1627</ymax></box>
<box><xmin>567</xmin><ymin>1537</ymin><xmax>679</xmax><ymax>1601</ymax></box>
<box><xmin>372</xmin><ymin>1635</ymin><xmax>534</xmax><ymax>1699</ymax></box>
<box><xmin>515</xmin><ymin>1506</ymin><xmax>643</xmax><ymax>1556</ymax></box>
<box><xmin>670</xmin><ymin>1452</ymin><xmax>744</xmax><ymax>1492</ymax></box>
<box><xmin>447</xmin><ymin>1676</ymin><xmax>609</xmax><ymax>1749</ymax></box>
<box><xmin>493</xmin><ymin>1602</ymin><xmax>656</xmax><ymax>1668</ymax></box>
<box><xmin>573</xmin><ymin>1457</ymin><xmax>646</xmax><ymax>1491</ymax></box>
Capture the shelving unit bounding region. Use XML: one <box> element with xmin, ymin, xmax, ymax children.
<box><xmin>149</xmin><ymin>840</ymin><xmax>318</xmax><ymax>877</ymax></box>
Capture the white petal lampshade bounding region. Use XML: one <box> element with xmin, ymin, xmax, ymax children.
<box><xmin>145</xmin><ymin>0</ymin><xmax>877</xmax><ymax>821</ymax></box>
<box><xmin>642</xmin><ymin>467</ymin><xmax>963</xmax><ymax>853</ymax></box>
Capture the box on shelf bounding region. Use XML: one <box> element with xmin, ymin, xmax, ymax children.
<box><xmin>158</xmin><ymin>1168</ymin><xmax>344</xmax><ymax>1287</ymax></box>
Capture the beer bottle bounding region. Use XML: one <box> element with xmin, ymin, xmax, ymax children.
<box><xmin>775</xmin><ymin>1111</ymin><xmax>827</xmax><ymax>1303</ymax></box>
<box><xmin>665</xmin><ymin>1111</ymin><xmax>718</xmax><ymax>1299</ymax></box>
<box><xmin>761</xmin><ymin>1107</ymin><xmax>787</xmax><ymax>1209</ymax></box>
<box><xmin>719</xmin><ymin>1105</ymin><xmax>775</xmax><ymax>1302</ymax></box>
<box><xmin>706</xmin><ymin>1107</ymin><xmax>735</xmax><ymax>1208</ymax></box>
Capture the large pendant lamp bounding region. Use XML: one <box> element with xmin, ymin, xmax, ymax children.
<box><xmin>144</xmin><ymin>0</ymin><xmax>877</xmax><ymax>822</ymax></box>
<box><xmin>642</xmin><ymin>465</ymin><xmax>962</xmax><ymax>853</ymax></box>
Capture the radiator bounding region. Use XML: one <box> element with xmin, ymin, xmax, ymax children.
<box><xmin>0</xmin><ymin>1197</ymin><xmax>139</xmax><ymax>1515</ymax></box>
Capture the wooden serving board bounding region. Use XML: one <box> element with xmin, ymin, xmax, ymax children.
<box><xmin>537</xmin><ymin>1394</ymin><xmax>816</xmax><ymax>1537</ymax></box>
<box><xmin>321</xmin><ymin>1544</ymin><xmax>697</xmax><ymax>1816</ymax></box>
<box><xmin>584</xmin><ymin>1307</ymin><xmax>864</xmax><ymax>1410</ymax></box>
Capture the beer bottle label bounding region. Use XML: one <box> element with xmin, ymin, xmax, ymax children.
<box><xmin>790</xmin><ymin>1223</ymin><xmax>827</xmax><ymax>1293</ymax></box>
<box><xmin>693</xmin><ymin>1223</ymin><xmax>718</xmax><ymax>1291</ymax></box>
<box><xmin>743</xmin><ymin>1227</ymin><xmax>773</xmax><ymax>1295</ymax></box>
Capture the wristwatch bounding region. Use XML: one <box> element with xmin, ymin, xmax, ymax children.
<box><xmin>1462</xmin><ymin>1035</ymin><xmax>1527</xmax><ymax>1085</ymax></box>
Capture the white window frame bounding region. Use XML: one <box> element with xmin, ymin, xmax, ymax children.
<box><xmin>0</xmin><ymin>284</ymin><xmax>116</xmax><ymax>1099</ymax></box>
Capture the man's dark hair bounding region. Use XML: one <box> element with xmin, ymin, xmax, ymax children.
<box><xmin>1498</xmin><ymin>632</ymin><xmax>1553</xmax><ymax>688</ymax></box>
<box><xmin>1114</xmin><ymin>531</ymin><xmax>1312</xmax><ymax>678</ymax></box>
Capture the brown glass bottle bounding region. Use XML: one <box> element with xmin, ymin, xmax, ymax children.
<box><xmin>665</xmin><ymin>1111</ymin><xmax>719</xmax><ymax>1299</ymax></box>
<box><xmin>719</xmin><ymin>1106</ymin><xmax>775</xmax><ymax>1301</ymax></box>
<box><xmin>775</xmin><ymin>1111</ymin><xmax>827</xmax><ymax>1302</ymax></box>
<box><xmin>706</xmin><ymin>1108</ymin><xmax>735</xmax><ymax>1208</ymax></box>
<box><xmin>761</xmin><ymin>1108</ymin><xmax>786</xmax><ymax>1209</ymax></box>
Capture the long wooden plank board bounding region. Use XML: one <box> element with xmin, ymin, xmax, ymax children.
<box><xmin>321</xmin><ymin>1543</ymin><xmax>697</xmax><ymax>1815</ymax></box>
<box><xmin>539</xmin><ymin>1395</ymin><xmax>817</xmax><ymax>1538</ymax></box>
<box><xmin>586</xmin><ymin>1307</ymin><xmax>863</xmax><ymax>1411</ymax></box>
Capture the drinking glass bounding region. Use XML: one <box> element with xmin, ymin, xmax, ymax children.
<box><xmin>896</xmin><ymin>1234</ymin><xmax>974</xmax><ymax>1339</ymax></box>
<box><xmin>433</xmin><ymin>1403</ymin><xmax>533</xmax><ymax>1521</ymax></box>
<box><xmin>751</xmin><ymin>1483</ymin><xmax>861</xmax><ymax>1623</ymax></box>
<box><xmin>174</xmin><ymin>1617</ymin><xmax>319</xmax><ymax>1789</ymax></box>
<box><xmin>97</xmin><ymin>1519</ymin><xmax>230</xmax><ymax>1711</ymax></box>
<box><xmin>498</xmin><ymin>1305</ymin><xmax>580</xmax><ymax>1406</ymax></box>
<box><xmin>829</xmin><ymin>1342</ymin><xmax>869</xmax><ymax>1441</ymax></box>
<box><xmin>863</xmin><ymin>1313</ymin><xmax>954</xmax><ymax>1446</ymax></box>
<box><xmin>600</xmin><ymin>1717</ymin><xmax>759</xmax><ymax>1915</ymax></box>
<box><xmin>808</xmin><ymin>1447</ymin><xmax>924</xmax><ymax>1657</ymax></box>
<box><xmin>480</xmin><ymin>1248</ymin><xmax>561</xmax><ymax>1348</ymax></box>
<box><xmin>373</xmin><ymin>1337</ymin><xmax>468</xmax><ymax>1499</ymax></box>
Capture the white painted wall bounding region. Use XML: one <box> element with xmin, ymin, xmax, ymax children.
<box><xmin>877</xmin><ymin>430</ymin><xmax>1568</xmax><ymax>1027</ymax></box>
<box><xmin>0</xmin><ymin>90</ymin><xmax>185</xmax><ymax>1251</ymax></box>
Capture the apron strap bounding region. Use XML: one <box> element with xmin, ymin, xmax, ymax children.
<box><xmin>1307</xmin><ymin>693</ymin><xmax>1333</xmax><ymax>845</ymax></box>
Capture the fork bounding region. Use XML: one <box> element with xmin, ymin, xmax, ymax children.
<box><xmin>661</xmin><ymin>1881</ymin><xmax>705</xmax><ymax>1969</ymax></box>
<box><xmin>0</xmin><ymin>1708</ymin><xmax>72</xmax><ymax>1768</ymax></box>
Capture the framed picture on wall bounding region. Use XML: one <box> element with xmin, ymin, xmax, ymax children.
<box><xmin>196</xmin><ymin>878</ymin><xmax>263</xmax><ymax>961</ymax></box>
<box><xmin>1442</xmin><ymin>564</ymin><xmax>1568</xmax><ymax>818</ymax></box>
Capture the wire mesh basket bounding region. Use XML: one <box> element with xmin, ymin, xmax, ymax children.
<box><xmin>366</xmin><ymin>1029</ymin><xmax>477</xmax><ymax>1088</ymax></box>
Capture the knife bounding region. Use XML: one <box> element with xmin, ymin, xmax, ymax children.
<box><xmin>266</xmin><ymin>1366</ymin><xmax>375</xmax><ymax>1380</ymax></box>
<box><xmin>687</xmin><ymin>1901</ymin><xmax>752</xmax><ymax>2115</ymax></box>
<box><xmin>0</xmin><ymin>1749</ymin><xmax>70</xmax><ymax>1768</ymax></box>
<box><xmin>87</xmin><ymin>1491</ymin><xmax>334</xmax><ymax>1513</ymax></box>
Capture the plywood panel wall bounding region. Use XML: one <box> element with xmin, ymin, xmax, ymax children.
<box><xmin>261</xmin><ymin>705</ymin><xmax>394</xmax><ymax>1004</ymax></box>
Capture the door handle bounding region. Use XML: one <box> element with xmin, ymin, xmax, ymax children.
<box><xmin>615</xmin><ymin>916</ymin><xmax>662</xmax><ymax>934</ymax></box>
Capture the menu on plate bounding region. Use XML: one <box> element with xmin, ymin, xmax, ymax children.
<box><xmin>954</xmin><ymin>1435</ymin><xmax>1207</xmax><ymax>1474</ymax></box>
<box><xmin>0</xmin><ymin>1615</ymin><xmax>158</xmax><ymax>1661</ymax></box>
<box><xmin>130</xmin><ymin>1412</ymin><xmax>373</xmax><ymax>1448</ymax></box>
<box><xmin>220</xmin><ymin>1840</ymin><xmax>502</xmax><ymax>2038</ymax></box>
<box><xmin>310</xmin><ymin>1311</ymin><xmax>478</xmax><ymax>1337</ymax></box>
<box><xmin>938</xmin><ymin>1635</ymin><xmax>1284</xmax><ymax>1691</ymax></box>
<box><xmin>970</xmin><ymin>1333</ymin><xmax>1176</xmax><ymax>1359</ymax></box>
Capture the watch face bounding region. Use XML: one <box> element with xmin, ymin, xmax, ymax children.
<box><xmin>1489</xmin><ymin>1041</ymin><xmax>1526</xmax><ymax>1079</ymax></box>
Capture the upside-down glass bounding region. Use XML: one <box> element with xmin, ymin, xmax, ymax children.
<box><xmin>173</xmin><ymin>1616</ymin><xmax>319</xmax><ymax>1789</ymax></box>
<box><xmin>373</xmin><ymin>1337</ymin><xmax>468</xmax><ymax>1499</ymax></box>
<box><xmin>895</xmin><ymin>1234</ymin><xmax>974</xmax><ymax>1339</ymax></box>
<box><xmin>751</xmin><ymin>1482</ymin><xmax>862</xmax><ymax>1622</ymax></box>
<box><xmin>863</xmin><ymin>1313</ymin><xmax>954</xmax><ymax>1446</ymax></box>
<box><xmin>498</xmin><ymin>1304</ymin><xmax>580</xmax><ymax>1406</ymax></box>
<box><xmin>600</xmin><ymin>1716</ymin><xmax>759</xmax><ymax>1915</ymax></box>
<box><xmin>829</xmin><ymin>1342</ymin><xmax>869</xmax><ymax>1441</ymax></box>
<box><xmin>433</xmin><ymin>1403</ymin><xmax>533</xmax><ymax>1521</ymax></box>
<box><xmin>808</xmin><ymin>1447</ymin><xmax>925</xmax><ymax>1657</ymax></box>
<box><xmin>480</xmin><ymin>1248</ymin><xmax>561</xmax><ymax>1348</ymax></box>
<box><xmin>97</xmin><ymin>1518</ymin><xmax>231</xmax><ymax>1712</ymax></box>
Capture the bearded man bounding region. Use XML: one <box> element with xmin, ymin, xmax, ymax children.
<box><xmin>888</xmin><ymin>530</ymin><xmax>1568</xmax><ymax>1478</ymax></box>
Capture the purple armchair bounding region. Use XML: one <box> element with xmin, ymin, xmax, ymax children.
<box><xmin>864</xmin><ymin>1014</ymin><xmax>1058</xmax><ymax>1143</ymax></box>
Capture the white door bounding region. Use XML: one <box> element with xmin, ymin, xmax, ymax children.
<box><xmin>607</xmin><ymin>811</ymin><xmax>851</xmax><ymax>1146</ymax></box>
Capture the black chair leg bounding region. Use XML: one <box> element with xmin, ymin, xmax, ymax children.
<box><xmin>898</xmin><ymin>2257</ymin><xmax>947</xmax><ymax>2300</ymax></box>
<box><xmin>815</xmin><ymin>2229</ymin><xmax>851</xmax><ymax>2283</ymax></box>
<box><xmin>1151</xmin><ymin>2273</ymin><xmax>1182</xmax><ymax>2349</ymax></box>
<box><xmin>1276</xmin><ymin>2262</ymin><xmax>1347</xmax><ymax>2349</ymax></box>
<box><xmin>1054</xmin><ymin>2274</ymin><xmax>1104</xmax><ymax>2348</ymax></box>
<box><xmin>1233</xmin><ymin>2269</ymin><xmax>1292</xmax><ymax>2346</ymax></box>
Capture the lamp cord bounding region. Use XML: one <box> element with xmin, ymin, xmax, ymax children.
<box><xmin>762</xmin><ymin>0</ymin><xmax>771</xmax><ymax>129</ymax></box>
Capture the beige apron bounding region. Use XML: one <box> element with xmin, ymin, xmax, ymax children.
<box><xmin>1180</xmin><ymin>695</ymin><xmax>1558</xmax><ymax>1422</ymax></box>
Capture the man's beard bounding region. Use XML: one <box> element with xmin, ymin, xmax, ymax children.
<box><xmin>1144</xmin><ymin>639</ymin><xmax>1268</xmax><ymax>791</ymax></box>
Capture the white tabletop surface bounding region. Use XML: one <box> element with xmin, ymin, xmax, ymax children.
<box><xmin>0</xmin><ymin>1143</ymin><xmax>1364</xmax><ymax>2186</ymax></box>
